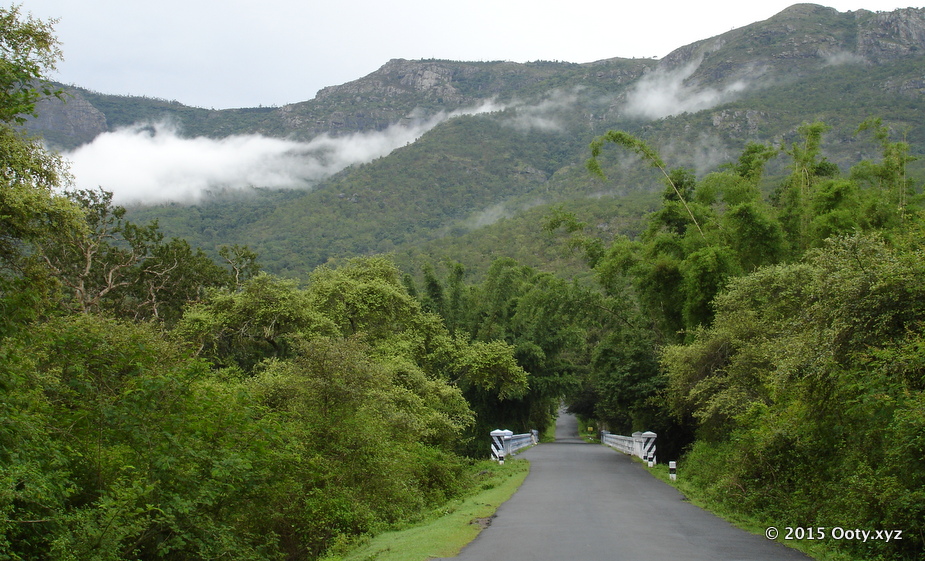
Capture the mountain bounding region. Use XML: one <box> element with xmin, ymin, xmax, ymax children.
<box><xmin>25</xmin><ymin>4</ymin><xmax>925</xmax><ymax>278</ymax></box>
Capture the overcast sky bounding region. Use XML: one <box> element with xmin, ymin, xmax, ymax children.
<box><xmin>22</xmin><ymin>1</ymin><xmax>917</xmax><ymax>110</ymax></box>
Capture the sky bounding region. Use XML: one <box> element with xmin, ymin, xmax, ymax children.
<box><xmin>22</xmin><ymin>0</ymin><xmax>919</xmax><ymax>110</ymax></box>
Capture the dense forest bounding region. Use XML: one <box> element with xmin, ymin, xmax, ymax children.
<box><xmin>3</xmin><ymin>5</ymin><xmax>925</xmax><ymax>561</ymax></box>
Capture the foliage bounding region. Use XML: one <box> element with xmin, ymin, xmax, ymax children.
<box><xmin>0</xmin><ymin>254</ymin><xmax>530</xmax><ymax>559</ymax></box>
<box><xmin>562</xmin><ymin>122</ymin><xmax>925</xmax><ymax>518</ymax></box>
<box><xmin>0</xmin><ymin>315</ymin><xmax>283</xmax><ymax>559</ymax></box>
<box><xmin>0</xmin><ymin>5</ymin><xmax>62</xmax><ymax>125</ymax></box>
<box><xmin>589</xmin><ymin>131</ymin><xmax>705</xmax><ymax>238</ymax></box>
<box><xmin>414</xmin><ymin>257</ymin><xmax>621</xmax><ymax>455</ymax></box>
<box><xmin>661</xmin><ymin>232</ymin><xmax>925</xmax><ymax>558</ymax></box>
<box><xmin>0</xmin><ymin>5</ymin><xmax>83</xmax><ymax>335</ymax></box>
<box><xmin>30</xmin><ymin>188</ymin><xmax>235</xmax><ymax>324</ymax></box>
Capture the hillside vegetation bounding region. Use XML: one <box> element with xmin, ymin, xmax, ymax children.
<box><xmin>5</xmin><ymin>4</ymin><xmax>925</xmax><ymax>561</ymax></box>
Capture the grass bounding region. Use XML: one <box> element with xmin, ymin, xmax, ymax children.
<box><xmin>326</xmin><ymin>459</ymin><xmax>530</xmax><ymax>561</ymax></box>
<box><xmin>539</xmin><ymin>414</ymin><xmax>558</xmax><ymax>443</ymax></box>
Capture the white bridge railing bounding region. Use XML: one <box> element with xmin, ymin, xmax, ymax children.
<box><xmin>490</xmin><ymin>429</ymin><xmax>539</xmax><ymax>464</ymax></box>
<box><xmin>601</xmin><ymin>430</ymin><xmax>657</xmax><ymax>467</ymax></box>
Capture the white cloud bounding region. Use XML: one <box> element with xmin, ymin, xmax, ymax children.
<box><xmin>63</xmin><ymin>102</ymin><xmax>503</xmax><ymax>205</ymax></box>
<box><xmin>503</xmin><ymin>89</ymin><xmax>582</xmax><ymax>132</ymax></box>
<box><xmin>622</xmin><ymin>60</ymin><xmax>749</xmax><ymax>120</ymax></box>
<box><xmin>823</xmin><ymin>50</ymin><xmax>867</xmax><ymax>66</ymax></box>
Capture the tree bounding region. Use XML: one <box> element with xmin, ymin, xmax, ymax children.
<box><xmin>0</xmin><ymin>5</ymin><xmax>63</xmax><ymax>125</ymax></box>
<box><xmin>0</xmin><ymin>314</ymin><xmax>285</xmax><ymax>559</ymax></box>
<box><xmin>176</xmin><ymin>273</ymin><xmax>335</xmax><ymax>373</ymax></box>
<box><xmin>0</xmin><ymin>6</ymin><xmax>82</xmax><ymax>333</ymax></box>
<box><xmin>37</xmin><ymin>188</ymin><xmax>162</xmax><ymax>314</ymax></box>
<box><xmin>728</xmin><ymin>142</ymin><xmax>778</xmax><ymax>185</ymax></box>
<box><xmin>661</xmin><ymin>232</ymin><xmax>925</xmax><ymax>559</ymax></box>
<box><xmin>218</xmin><ymin>244</ymin><xmax>260</xmax><ymax>289</ymax></box>
<box><xmin>35</xmin><ymin>188</ymin><xmax>234</xmax><ymax>323</ymax></box>
<box><xmin>852</xmin><ymin>117</ymin><xmax>917</xmax><ymax>224</ymax></box>
<box><xmin>774</xmin><ymin>121</ymin><xmax>838</xmax><ymax>252</ymax></box>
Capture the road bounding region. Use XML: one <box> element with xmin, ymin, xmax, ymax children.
<box><xmin>438</xmin><ymin>412</ymin><xmax>811</xmax><ymax>561</ymax></box>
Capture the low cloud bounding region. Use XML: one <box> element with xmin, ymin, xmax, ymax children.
<box><xmin>622</xmin><ymin>60</ymin><xmax>748</xmax><ymax>120</ymax></box>
<box><xmin>465</xmin><ymin>202</ymin><xmax>513</xmax><ymax>229</ymax></box>
<box><xmin>64</xmin><ymin>102</ymin><xmax>503</xmax><ymax>205</ymax></box>
<box><xmin>503</xmin><ymin>89</ymin><xmax>582</xmax><ymax>132</ymax></box>
<box><xmin>662</xmin><ymin>132</ymin><xmax>733</xmax><ymax>175</ymax></box>
<box><xmin>822</xmin><ymin>50</ymin><xmax>866</xmax><ymax>67</ymax></box>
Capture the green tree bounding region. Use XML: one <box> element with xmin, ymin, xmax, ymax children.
<box><xmin>37</xmin><ymin>188</ymin><xmax>162</xmax><ymax>314</ymax></box>
<box><xmin>852</xmin><ymin>116</ymin><xmax>918</xmax><ymax>224</ymax></box>
<box><xmin>428</xmin><ymin>258</ymin><xmax>599</xmax><ymax>447</ymax></box>
<box><xmin>718</xmin><ymin>201</ymin><xmax>786</xmax><ymax>272</ymax></box>
<box><xmin>0</xmin><ymin>5</ymin><xmax>62</xmax><ymax>124</ymax></box>
<box><xmin>728</xmin><ymin>141</ymin><xmax>778</xmax><ymax>185</ymax></box>
<box><xmin>774</xmin><ymin>121</ymin><xmax>838</xmax><ymax>252</ymax></box>
<box><xmin>35</xmin><ymin>188</ymin><xmax>234</xmax><ymax>323</ymax></box>
<box><xmin>177</xmin><ymin>273</ymin><xmax>335</xmax><ymax>373</ymax></box>
<box><xmin>0</xmin><ymin>5</ymin><xmax>82</xmax><ymax>333</ymax></box>
<box><xmin>1</xmin><ymin>314</ymin><xmax>285</xmax><ymax>559</ymax></box>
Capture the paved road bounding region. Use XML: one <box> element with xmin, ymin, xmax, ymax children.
<box><xmin>439</xmin><ymin>412</ymin><xmax>810</xmax><ymax>560</ymax></box>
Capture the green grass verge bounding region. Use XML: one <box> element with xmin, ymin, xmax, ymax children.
<box><xmin>327</xmin><ymin>459</ymin><xmax>530</xmax><ymax>561</ymax></box>
<box><xmin>539</xmin><ymin>414</ymin><xmax>558</xmax><ymax>443</ymax></box>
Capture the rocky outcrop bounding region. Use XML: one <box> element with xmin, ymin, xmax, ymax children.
<box><xmin>24</xmin><ymin>90</ymin><xmax>108</xmax><ymax>149</ymax></box>
<box><xmin>277</xmin><ymin>60</ymin><xmax>482</xmax><ymax>135</ymax></box>
<box><xmin>711</xmin><ymin>109</ymin><xmax>769</xmax><ymax>135</ymax></box>
<box><xmin>316</xmin><ymin>59</ymin><xmax>470</xmax><ymax>103</ymax></box>
<box><xmin>642</xmin><ymin>4</ymin><xmax>925</xmax><ymax>109</ymax></box>
<box><xmin>856</xmin><ymin>7</ymin><xmax>925</xmax><ymax>62</ymax></box>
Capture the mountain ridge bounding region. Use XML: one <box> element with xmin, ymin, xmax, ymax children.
<box><xmin>26</xmin><ymin>4</ymin><xmax>925</xmax><ymax>148</ymax></box>
<box><xmin>23</xmin><ymin>4</ymin><xmax>925</xmax><ymax>278</ymax></box>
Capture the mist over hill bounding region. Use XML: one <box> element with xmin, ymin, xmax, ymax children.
<box><xmin>25</xmin><ymin>3</ymin><xmax>925</xmax><ymax>277</ymax></box>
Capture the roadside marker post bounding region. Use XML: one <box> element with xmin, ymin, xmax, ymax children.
<box><xmin>490</xmin><ymin>429</ymin><xmax>511</xmax><ymax>464</ymax></box>
<box><xmin>669</xmin><ymin>461</ymin><xmax>677</xmax><ymax>481</ymax></box>
<box><xmin>490</xmin><ymin>429</ymin><xmax>535</xmax><ymax>463</ymax></box>
<box><xmin>641</xmin><ymin>431</ymin><xmax>657</xmax><ymax>467</ymax></box>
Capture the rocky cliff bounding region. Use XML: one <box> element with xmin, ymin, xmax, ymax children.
<box><xmin>25</xmin><ymin>89</ymin><xmax>108</xmax><ymax>147</ymax></box>
<box><xmin>657</xmin><ymin>4</ymin><xmax>925</xmax><ymax>90</ymax></box>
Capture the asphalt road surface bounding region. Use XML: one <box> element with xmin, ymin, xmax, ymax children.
<box><xmin>437</xmin><ymin>412</ymin><xmax>811</xmax><ymax>561</ymax></box>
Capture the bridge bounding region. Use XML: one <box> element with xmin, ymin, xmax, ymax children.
<box><xmin>438</xmin><ymin>412</ymin><xmax>810</xmax><ymax>561</ymax></box>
